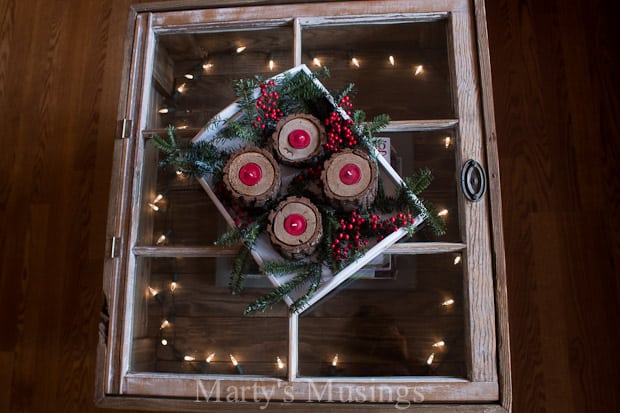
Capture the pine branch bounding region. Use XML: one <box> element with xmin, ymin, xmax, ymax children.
<box><xmin>214</xmin><ymin>227</ymin><xmax>243</xmax><ymax>247</ymax></box>
<box><xmin>244</xmin><ymin>261</ymin><xmax>322</xmax><ymax>314</ymax></box>
<box><xmin>403</xmin><ymin>168</ymin><xmax>433</xmax><ymax>195</ymax></box>
<box><xmin>229</xmin><ymin>247</ymin><xmax>252</xmax><ymax>294</ymax></box>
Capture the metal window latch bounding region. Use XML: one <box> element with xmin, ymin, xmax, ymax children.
<box><xmin>115</xmin><ymin>119</ymin><xmax>133</xmax><ymax>139</ymax></box>
<box><xmin>461</xmin><ymin>159</ymin><xmax>487</xmax><ymax>202</ymax></box>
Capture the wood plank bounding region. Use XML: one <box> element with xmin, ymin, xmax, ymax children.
<box><xmin>124</xmin><ymin>373</ymin><xmax>498</xmax><ymax>402</ymax></box>
<box><xmin>381</xmin><ymin>119</ymin><xmax>459</xmax><ymax>132</ymax></box>
<box><xmin>473</xmin><ymin>0</ymin><xmax>512</xmax><ymax>410</ymax></box>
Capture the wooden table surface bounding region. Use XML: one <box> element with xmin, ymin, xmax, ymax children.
<box><xmin>0</xmin><ymin>0</ymin><xmax>618</xmax><ymax>412</ymax></box>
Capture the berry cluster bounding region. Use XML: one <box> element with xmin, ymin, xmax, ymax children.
<box><xmin>253</xmin><ymin>80</ymin><xmax>283</xmax><ymax>129</ymax></box>
<box><xmin>368</xmin><ymin>212</ymin><xmax>416</xmax><ymax>241</ymax></box>
<box><xmin>323</xmin><ymin>96</ymin><xmax>357</xmax><ymax>152</ymax></box>
<box><xmin>330</xmin><ymin>211</ymin><xmax>369</xmax><ymax>262</ymax></box>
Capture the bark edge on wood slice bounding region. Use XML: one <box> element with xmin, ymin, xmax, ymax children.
<box><xmin>268</xmin><ymin>196</ymin><xmax>323</xmax><ymax>258</ymax></box>
<box><xmin>322</xmin><ymin>148</ymin><xmax>378</xmax><ymax>211</ymax></box>
<box><xmin>222</xmin><ymin>146</ymin><xmax>280</xmax><ymax>207</ymax></box>
<box><xmin>271</xmin><ymin>114</ymin><xmax>325</xmax><ymax>165</ymax></box>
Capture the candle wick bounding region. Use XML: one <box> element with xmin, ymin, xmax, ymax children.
<box><xmin>346</xmin><ymin>170</ymin><xmax>353</xmax><ymax>176</ymax></box>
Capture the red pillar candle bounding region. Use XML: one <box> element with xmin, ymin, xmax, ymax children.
<box><xmin>238</xmin><ymin>163</ymin><xmax>262</xmax><ymax>186</ymax></box>
<box><xmin>339</xmin><ymin>163</ymin><xmax>362</xmax><ymax>185</ymax></box>
<box><xmin>288</xmin><ymin>129</ymin><xmax>311</xmax><ymax>148</ymax></box>
<box><xmin>284</xmin><ymin>214</ymin><xmax>307</xmax><ymax>236</ymax></box>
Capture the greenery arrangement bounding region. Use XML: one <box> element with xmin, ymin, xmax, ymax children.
<box><xmin>152</xmin><ymin>67</ymin><xmax>445</xmax><ymax>314</ymax></box>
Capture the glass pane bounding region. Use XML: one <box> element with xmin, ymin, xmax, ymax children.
<box><xmin>150</xmin><ymin>26</ymin><xmax>295</xmax><ymax>129</ymax></box>
<box><xmin>383</xmin><ymin>129</ymin><xmax>460</xmax><ymax>243</ymax></box>
<box><xmin>131</xmin><ymin>257</ymin><xmax>289</xmax><ymax>376</ymax></box>
<box><xmin>301</xmin><ymin>20</ymin><xmax>453</xmax><ymax>120</ymax></box>
<box><xmin>138</xmin><ymin>138</ymin><xmax>228</xmax><ymax>246</ymax></box>
<box><xmin>298</xmin><ymin>253</ymin><xmax>465</xmax><ymax>377</ymax></box>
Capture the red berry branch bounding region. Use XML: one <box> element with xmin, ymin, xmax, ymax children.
<box><xmin>323</xmin><ymin>96</ymin><xmax>357</xmax><ymax>152</ymax></box>
<box><xmin>253</xmin><ymin>80</ymin><xmax>283</xmax><ymax>129</ymax></box>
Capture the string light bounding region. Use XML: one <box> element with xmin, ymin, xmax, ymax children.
<box><xmin>184</xmin><ymin>73</ymin><xmax>195</xmax><ymax>80</ymax></box>
<box><xmin>312</xmin><ymin>57</ymin><xmax>321</xmax><ymax>67</ymax></box>
<box><xmin>202</xmin><ymin>62</ymin><xmax>213</xmax><ymax>71</ymax></box>
<box><xmin>388</xmin><ymin>55</ymin><xmax>395</xmax><ymax>66</ymax></box>
<box><xmin>205</xmin><ymin>353</ymin><xmax>215</xmax><ymax>363</ymax></box>
<box><xmin>184</xmin><ymin>355</ymin><xmax>195</xmax><ymax>362</ymax></box>
<box><xmin>158</xmin><ymin>107</ymin><xmax>171</xmax><ymax>114</ymax></box>
<box><xmin>414</xmin><ymin>65</ymin><xmax>424</xmax><ymax>76</ymax></box>
<box><xmin>176</xmin><ymin>170</ymin><xmax>184</xmax><ymax>176</ymax></box>
<box><xmin>148</xmin><ymin>287</ymin><xmax>159</xmax><ymax>296</ymax></box>
<box><xmin>444</xmin><ymin>137</ymin><xmax>451</xmax><ymax>148</ymax></box>
<box><xmin>170</xmin><ymin>281</ymin><xmax>177</xmax><ymax>292</ymax></box>
<box><xmin>426</xmin><ymin>353</ymin><xmax>435</xmax><ymax>365</ymax></box>
<box><xmin>442</xmin><ymin>298</ymin><xmax>455</xmax><ymax>306</ymax></box>
<box><xmin>432</xmin><ymin>340</ymin><xmax>446</xmax><ymax>348</ymax></box>
<box><xmin>161</xmin><ymin>338</ymin><xmax>168</xmax><ymax>346</ymax></box>
<box><xmin>351</xmin><ymin>57</ymin><xmax>360</xmax><ymax>67</ymax></box>
<box><xmin>438</xmin><ymin>209</ymin><xmax>448</xmax><ymax>217</ymax></box>
<box><xmin>276</xmin><ymin>356</ymin><xmax>285</xmax><ymax>369</ymax></box>
<box><xmin>454</xmin><ymin>255</ymin><xmax>462</xmax><ymax>265</ymax></box>
<box><xmin>230</xmin><ymin>354</ymin><xmax>243</xmax><ymax>374</ymax></box>
<box><xmin>331</xmin><ymin>354</ymin><xmax>339</xmax><ymax>367</ymax></box>
<box><xmin>268</xmin><ymin>59</ymin><xmax>274</xmax><ymax>70</ymax></box>
<box><xmin>147</xmin><ymin>202</ymin><xmax>160</xmax><ymax>211</ymax></box>
<box><xmin>176</xmin><ymin>83</ymin><xmax>187</xmax><ymax>94</ymax></box>
<box><xmin>236</xmin><ymin>46</ymin><xmax>246</xmax><ymax>53</ymax></box>
<box><xmin>156</xmin><ymin>233</ymin><xmax>167</xmax><ymax>245</ymax></box>
<box><xmin>153</xmin><ymin>194</ymin><xmax>163</xmax><ymax>203</ymax></box>
<box><xmin>160</xmin><ymin>319</ymin><xmax>170</xmax><ymax>329</ymax></box>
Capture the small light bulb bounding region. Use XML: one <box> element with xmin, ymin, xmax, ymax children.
<box><xmin>202</xmin><ymin>62</ymin><xmax>213</xmax><ymax>70</ymax></box>
<box><xmin>433</xmin><ymin>340</ymin><xmax>446</xmax><ymax>348</ymax></box>
<box><xmin>206</xmin><ymin>353</ymin><xmax>215</xmax><ymax>363</ymax></box>
<box><xmin>438</xmin><ymin>209</ymin><xmax>448</xmax><ymax>217</ymax></box>
<box><xmin>161</xmin><ymin>338</ymin><xmax>168</xmax><ymax>346</ymax></box>
<box><xmin>426</xmin><ymin>353</ymin><xmax>435</xmax><ymax>365</ymax></box>
<box><xmin>276</xmin><ymin>356</ymin><xmax>285</xmax><ymax>369</ymax></box>
<box><xmin>170</xmin><ymin>282</ymin><xmax>177</xmax><ymax>292</ymax></box>
<box><xmin>442</xmin><ymin>298</ymin><xmax>455</xmax><ymax>306</ymax></box>
<box><xmin>268</xmin><ymin>59</ymin><xmax>274</xmax><ymax>71</ymax></box>
<box><xmin>331</xmin><ymin>354</ymin><xmax>339</xmax><ymax>367</ymax></box>
<box><xmin>184</xmin><ymin>73</ymin><xmax>194</xmax><ymax>80</ymax></box>
<box><xmin>160</xmin><ymin>319</ymin><xmax>170</xmax><ymax>329</ymax></box>
<box><xmin>148</xmin><ymin>287</ymin><xmax>159</xmax><ymax>296</ymax></box>
<box><xmin>158</xmin><ymin>108</ymin><xmax>169</xmax><ymax>114</ymax></box>
<box><xmin>414</xmin><ymin>65</ymin><xmax>424</xmax><ymax>76</ymax></box>
<box><xmin>236</xmin><ymin>46</ymin><xmax>246</xmax><ymax>53</ymax></box>
<box><xmin>351</xmin><ymin>57</ymin><xmax>360</xmax><ymax>67</ymax></box>
<box><xmin>454</xmin><ymin>255</ymin><xmax>462</xmax><ymax>265</ymax></box>
<box><xmin>177</xmin><ymin>125</ymin><xmax>188</xmax><ymax>130</ymax></box>
<box><xmin>153</xmin><ymin>194</ymin><xmax>163</xmax><ymax>203</ymax></box>
<box><xmin>176</xmin><ymin>83</ymin><xmax>187</xmax><ymax>94</ymax></box>
<box><xmin>444</xmin><ymin>137</ymin><xmax>451</xmax><ymax>148</ymax></box>
<box><xmin>176</xmin><ymin>170</ymin><xmax>183</xmax><ymax>176</ymax></box>
<box><xmin>312</xmin><ymin>57</ymin><xmax>321</xmax><ymax>67</ymax></box>
<box><xmin>184</xmin><ymin>355</ymin><xmax>195</xmax><ymax>361</ymax></box>
<box><xmin>156</xmin><ymin>234</ymin><xmax>167</xmax><ymax>245</ymax></box>
<box><xmin>388</xmin><ymin>55</ymin><xmax>395</xmax><ymax>66</ymax></box>
<box><xmin>147</xmin><ymin>202</ymin><xmax>160</xmax><ymax>211</ymax></box>
<box><xmin>230</xmin><ymin>354</ymin><xmax>239</xmax><ymax>366</ymax></box>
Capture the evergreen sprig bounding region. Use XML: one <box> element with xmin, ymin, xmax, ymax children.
<box><xmin>151</xmin><ymin>126</ymin><xmax>227</xmax><ymax>177</ymax></box>
<box><xmin>244</xmin><ymin>261</ymin><xmax>322</xmax><ymax>314</ymax></box>
<box><xmin>229</xmin><ymin>247</ymin><xmax>252</xmax><ymax>294</ymax></box>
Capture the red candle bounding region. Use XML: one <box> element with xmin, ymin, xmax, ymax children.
<box><xmin>284</xmin><ymin>214</ymin><xmax>307</xmax><ymax>236</ymax></box>
<box><xmin>339</xmin><ymin>163</ymin><xmax>362</xmax><ymax>185</ymax></box>
<box><xmin>288</xmin><ymin>129</ymin><xmax>311</xmax><ymax>149</ymax></box>
<box><xmin>238</xmin><ymin>163</ymin><xmax>262</xmax><ymax>186</ymax></box>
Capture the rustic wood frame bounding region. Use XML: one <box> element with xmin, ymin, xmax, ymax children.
<box><xmin>97</xmin><ymin>0</ymin><xmax>511</xmax><ymax>411</ymax></box>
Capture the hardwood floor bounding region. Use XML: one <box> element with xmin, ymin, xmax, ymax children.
<box><xmin>0</xmin><ymin>0</ymin><xmax>618</xmax><ymax>412</ymax></box>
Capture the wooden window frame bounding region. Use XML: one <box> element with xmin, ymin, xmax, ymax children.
<box><xmin>97</xmin><ymin>1</ymin><xmax>511</xmax><ymax>411</ymax></box>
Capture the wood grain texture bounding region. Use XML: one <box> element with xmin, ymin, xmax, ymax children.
<box><xmin>0</xmin><ymin>1</ymin><xmax>617</xmax><ymax>413</ymax></box>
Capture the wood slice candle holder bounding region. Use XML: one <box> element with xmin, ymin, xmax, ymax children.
<box><xmin>271</xmin><ymin>114</ymin><xmax>325</xmax><ymax>165</ymax></box>
<box><xmin>222</xmin><ymin>146</ymin><xmax>280</xmax><ymax>207</ymax></box>
<box><xmin>322</xmin><ymin>148</ymin><xmax>378</xmax><ymax>211</ymax></box>
<box><xmin>268</xmin><ymin>196</ymin><xmax>323</xmax><ymax>258</ymax></box>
